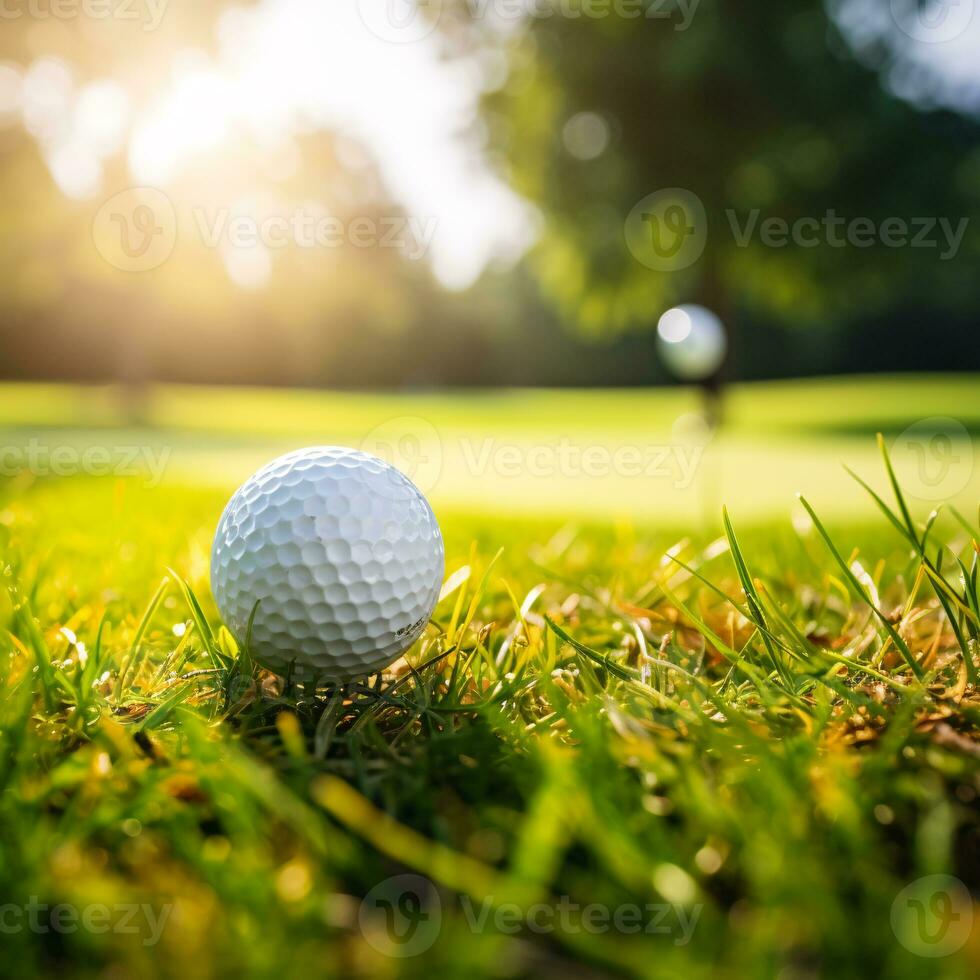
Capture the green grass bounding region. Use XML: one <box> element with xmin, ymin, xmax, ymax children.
<box><xmin>1</xmin><ymin>374</ymin><xmax>978</xmax><ymax>521</ymax></box>
<box><xmin>1</xmin><ymin>379</ymin><xmax>979</xmax><ymax>978</ymax></box>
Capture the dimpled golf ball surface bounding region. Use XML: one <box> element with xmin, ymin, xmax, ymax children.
<box><xmin>211</xmin><ymin>447</ymin><xmax>444</xmax><ymax>681</ymax></box>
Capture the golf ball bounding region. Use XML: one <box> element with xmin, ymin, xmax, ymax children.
<box><xmin>656</xmin><ymin>304</ymin><xmax>727</xmax><ymax>380</ymax></box>
<box><xmin>210</xmin><ymin>447</ymin><xmax>444</xmax><ymax>681</ymax></box>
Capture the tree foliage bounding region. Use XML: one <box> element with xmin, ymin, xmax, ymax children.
<box><xmin>471</xmin><ymin>0</ymin><xmax>980</xmax><ymax>334</ymax></box>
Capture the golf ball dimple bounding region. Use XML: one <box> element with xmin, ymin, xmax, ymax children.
<box><xmin>210</xmin><ymin>447</ymin><xmax>444</xmax><ymax>681</ymax></box>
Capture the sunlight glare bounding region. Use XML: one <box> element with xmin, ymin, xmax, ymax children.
<box><xmin>22</xmin><ymin>58</ymin><xmax>73</xmax><ymax>143</ymax></box>
<box><xmin>124</xmin><ymin>0</ymin><xmax>533</xmax><ymax>289</ymax></box>
<box><xmin>75</xmin><ymin>81</ymin><xmax>130</xmax><ymax>158</ymax></box>
<box><xmin>45</xmin><ymin>142</ymin><xmax>101</xmax><ymax>200</ymax></box>
<box><xmin>129</xmin><ymin>51</ymin><xmax>234</xmax><ymax>186</ymax></box>
<box><xmin>223</xmin><ymin>241</ymin><xmax>273</xmax><ymax>290</ymax></box>
<box><xmin>0</xmin><ymin>63</ymin><xmax>23</xmax><ymax>120</ymax></box>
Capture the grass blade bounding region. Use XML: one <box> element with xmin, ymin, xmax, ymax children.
<box><xmin>797</xmin><ymin>495</ymin><xmax>923</xmax><ymax>680</ymax></box>
<box><xmin>115</xmin><ymin>575</ymin><xmax>171</xmax><ymax>701</ymax></box>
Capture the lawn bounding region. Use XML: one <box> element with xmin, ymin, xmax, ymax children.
<box><xmin>0</xmin><ymin>377</ymin><xmax>978</xmax><ymax>978</ymax></box>
<box><xmin>1</xmin><ymin>374</ymin><xmax>978</xmax><ymax>521</ymax></box>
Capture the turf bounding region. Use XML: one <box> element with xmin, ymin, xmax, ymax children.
<box><xmin>1</xmin><ymin>380</ymin><xmax>979</xmax><ymax>978</ymax></box>
<box><xmin>1</xmin><ymin>375</ymin><xmax>978</xmax><ymax>522</ymax></box>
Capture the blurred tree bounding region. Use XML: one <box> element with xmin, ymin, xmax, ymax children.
<box><xmin>1</xmin><ymin>0</ymin><xmax>978</xmax><ymax>389</ymax></box>
<box><xmin>456</xmin><ymin>0</ymin><xmax>980</xmax><ymax>376</ymax></box>
<box><xmin>0</xmin><ymin>2</ymin><xmax>439</xmax><ymax>391</ymax></box>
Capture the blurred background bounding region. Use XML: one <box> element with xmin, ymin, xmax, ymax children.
<box><xmin>1</xmin><ymin>0</ymin><xmax>979</xmax><ymax>527</ymax></box>
<box><xmin>0</xmin><ymin>0</ymin><xmax>978</xmax><ymax>389</ymax></box>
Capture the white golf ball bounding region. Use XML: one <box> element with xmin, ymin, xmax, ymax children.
<box><xmin>656</xmin><ymin>304</ymin><xmax>727</xmax><ymax>380</ymax></box>
<box><xmin>211</xmin><ymin>447</ymin><xmax>444</xmax><ymax>682</ymax></box>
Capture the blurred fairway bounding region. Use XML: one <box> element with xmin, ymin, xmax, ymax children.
<box><xmin>2</xmin><ymin>376</ymin><xmax>979</xmax><ymax>979</ymax></box>
<box><xmin>1</xmin><ymin>375</ymin><xmax>978</xmax><ymax>526</ymax></box>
